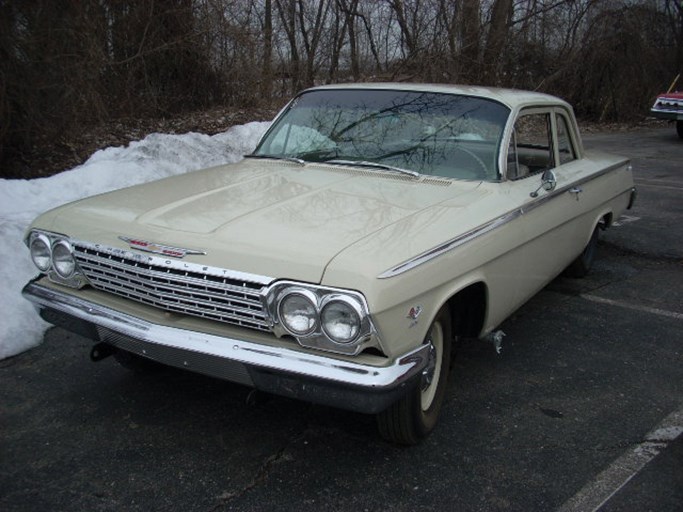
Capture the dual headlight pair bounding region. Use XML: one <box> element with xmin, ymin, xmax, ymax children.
<box><xmin>28</xmin><ymin>231</ymin><xmax>81</xmax><ymax>285</ymax></box>
<box><xmin>268</xmin><ymin>284</ymin><xmax>375</xmax><ymax>355</ymax></box>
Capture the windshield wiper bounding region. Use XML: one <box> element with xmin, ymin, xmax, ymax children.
<box><xmin>324</xmin><ymin>159</ymin><xmax>420</xmax><ymax>178</ymax></box>
<box><xmin>244</xmin><ymin>154</ymin><xmax>305</xmax><ymax>166</ymax></box>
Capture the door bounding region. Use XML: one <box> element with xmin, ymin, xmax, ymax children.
<box><xmin>504</xmin><ymin>108</ymin><xmax>595</xmax><ymax>304</ymax></box>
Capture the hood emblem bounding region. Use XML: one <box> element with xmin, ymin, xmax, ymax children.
<box><xmin>119</xmin><ymin>237</ymin><xmax>206</xmax><ymax>258</ymax></box>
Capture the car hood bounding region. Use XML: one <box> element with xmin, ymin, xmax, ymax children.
<box><xmin>33</xmin><ymin>159</ymin><xmax>487</xmax><ymax>283</ymax></box>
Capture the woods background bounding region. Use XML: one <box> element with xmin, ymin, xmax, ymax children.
<box><xmin>1</xmin><ymin>0</ymin><xmax>682</xmax><ymax>178</ymax></box>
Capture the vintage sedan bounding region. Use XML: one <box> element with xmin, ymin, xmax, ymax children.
<box><xmin>23</xmin><ymin>84</ymin><xmax>636</xmax><ymax>444</ymax></box>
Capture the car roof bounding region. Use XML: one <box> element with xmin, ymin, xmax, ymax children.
<box><xmin>305</xmin><ymin>82</ymin><xmax>569</xmax><ymax>111</ymax></box>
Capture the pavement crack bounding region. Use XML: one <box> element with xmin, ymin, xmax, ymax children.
<box><xmin>210</xmin><ymin>449</ymin><xmax>286</xmax><ymax>510</ymax></box>
<box><xmin>209</xmin><ymin>430</ymin><xmax>306</xmax><ymax>511</ymax></box>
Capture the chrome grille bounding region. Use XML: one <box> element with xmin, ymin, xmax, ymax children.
<box><xmin>72</xmin><ymin>243</ymin><xmax>271</xmax><ymax>331</ymax></box>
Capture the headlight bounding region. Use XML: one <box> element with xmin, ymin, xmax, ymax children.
<box><xmin>30</xmin><ymin>235</ymin><xmax>52</xmax><ymax>272</ymax></box>
<box><xmin>267</xmin><ymin>281</ymin><xmax>376</xmax><ymax>356</ymax></box>
<box><xmin>51</xmin><ymin>240</ymin><xmax>76</xmax><ymax>278</ymax></box>
<box><xmin>278</xmin><ymin>290</ymin><xmax>318</xmax><ymax>335</ymax></box>
<box><xmin>26</xmin><ymin>230</ymin><xmax>85</xmax><ymax>289</ymax></box>
<box><xmin>321</xmin><ymin>297</ymin><xmax>361</xmax><ymax>344</ymax></box>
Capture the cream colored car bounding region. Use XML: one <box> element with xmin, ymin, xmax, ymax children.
<box><xmin>23</xmin><ymin>84</ymin><xmax>636</xmax><ymax>444</ymax></box>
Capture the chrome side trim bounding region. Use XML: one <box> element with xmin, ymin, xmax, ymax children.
<box><xmin>378</xmin><ymin>160</ymin><xmax>631</xmax><ymax>279</ymax></box>
<box><xmin>377</xmin><ymin>211</ymin><xmax>521</xmax><ymax>279</ymax></box>
<box><xmin>520</xmin><ymin>160</ymin><xmax>629</xmax><ymax>216</ymax></box>
<box><xmin>23</xmin><ymin>282</ymin><xmax>428</xmax><ymax>389</ymax></box>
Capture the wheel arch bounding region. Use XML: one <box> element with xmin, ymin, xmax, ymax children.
<box><xmin>444</xmin><ymin>281</ymin><xmax>488</xmax><ymax>339</ymax></box>
<box><xmin>598</xmin><ymin>211</ymin><xmax>613</xmax><ymax>229</ymax></box>
<box><xmin>577</xmin><ymin>210</ymin><xmax>612</xmax><ymax>250</ymax></box>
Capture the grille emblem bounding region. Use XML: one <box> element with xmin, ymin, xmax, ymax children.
<box><xmin>119</xmin><ymin>237</ymin><xmax>206</xmax><ymax>258</ymax></box>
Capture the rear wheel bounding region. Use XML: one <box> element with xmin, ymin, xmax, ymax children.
<box><xmin>677</xmin><ymin>120</ymin><xmax>683</xmax><ymax>140</ymax></box>
<box><xmin>564</xmin><ymin>226</ymin><xmax>599</xmax><ymax>278</ymax></box>
<box><xmin>377</xmin><ymin>306</ymin><xmax>452</xmax><ymax>445</ymax></box>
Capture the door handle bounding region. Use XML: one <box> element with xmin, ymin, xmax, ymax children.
<box><xmin>569</xmin><ymin>187</ymin><xmax>583</xmax><ymax>200</ymax></box>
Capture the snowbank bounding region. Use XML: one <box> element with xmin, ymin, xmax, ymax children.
<box><xmin>0</xmin><ymin>121</ymin><xmax>270</xmax><ymax>360</ymax></box>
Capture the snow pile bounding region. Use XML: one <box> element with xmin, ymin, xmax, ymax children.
<box><xmin>0</xmin><ymin>121</ymin><xmax>270</xmax><ymax>360</ymax></box>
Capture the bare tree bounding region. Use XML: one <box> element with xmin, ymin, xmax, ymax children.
<box><xmin>482</xmin><ymin>0</ymin><xmax>513</xmax><ymax>83</ymax></box>
<box><xmin>262</xmin><ymin>0</ymin><xmax>274</xmax><ymax>99</ymax></box>
<box><xmin>459</xmin><ymin>0</ymin><xmax>482</xmax><ymax>81</ymax></box>
<box><xmin>2</xmin><ymin>0</ymin><xmax>681</xmax><ymax>177</ymax></box>
<box><xmin>275</xmin><ymin>0</ymin><xmax>302</xmax><ymax>91</ymax></box>
<box><xmin>298</xmin><ymin>0</ymin><xmax>332</xmax><ymax>87</ymax></box>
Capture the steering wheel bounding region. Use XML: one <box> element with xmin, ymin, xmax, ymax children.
<box><xmin>451</xmin><ymin>146</ymin><xmax>489</xmax><ymax>178</ymax></box>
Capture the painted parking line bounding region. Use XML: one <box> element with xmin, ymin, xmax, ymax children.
<box><xmin>557</xmin><ymin>407</ymin><xmax>683</xmax><ymax>512</ymax></box>
<box><xmin>633</xmin><ymin>183</ymin><xmax>682</xmax><ymax>191</ymax></box>
<box><xmin>610</xmin><ymin>215</ymin><xmax>640</xmax><ymax>227</ymax></box>
<box><xmin>581</xmin><ymin>294</ymin><xmax>683</xmax><ymax>321</ymax></box>
<box><xmin>634</xmin><ymin>178</ymin><xmax>683</xmax><ymax>191</ymax></box>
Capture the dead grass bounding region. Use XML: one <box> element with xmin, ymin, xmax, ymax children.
<box><xmin>3</xmin><ymin>106</ymin><xmax>279</xmax><ymax>180</ymax></box>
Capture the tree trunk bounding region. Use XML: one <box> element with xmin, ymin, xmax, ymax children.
<box><xmin>262</xmin><ymin>0</ymin><xmax>273</xmax><ymax>100</ymax></box>
<box><xmin>460</xmin><ymin>0</ymin><xmax>481</xmax><ymax>82</ymax></box>
<box><xmin>482</xmin><ymin>0</ymin><xmax>512</xmax><ymax>84</ymax></box>
<box><xmin>275</xmin><ymin>0</ymin><xmax>301</xmax><ymax>93</ymax></box>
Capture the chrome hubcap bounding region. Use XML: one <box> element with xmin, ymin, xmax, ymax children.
<box><xmin>420</xmin><ymin>322</ymin><xmax>443</xmax><ymax>411</ymax></box>
<box><xmin>421</xmin><ymin>339</ymin><xmax>437</xmax><ymax>390</ymax></box>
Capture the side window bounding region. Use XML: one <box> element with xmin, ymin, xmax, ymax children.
<box><xmin>507</xmin><ymin>112</ymin><xmax>554</xmax><ymax>180</ymax></box>
<box><xmin>556</xmin><ymin>114</ymin><xmax>577</xmax><ymax>165</ymax></box>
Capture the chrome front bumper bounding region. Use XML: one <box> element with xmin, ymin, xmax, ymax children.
<box><xmin>650</xmin><ymin>107</ymin><xmax>683</xmax><ymax>121</ymax></box>
<box><xmin>22</xmin><ymin>281</ymin><xmax>427</xmax><ymax>414</ymax></box>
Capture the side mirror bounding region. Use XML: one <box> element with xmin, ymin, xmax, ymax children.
<box><xmin>530</xmin><ymin>170</ymin><xmax>557</xmax><ymax>197</ymax></box>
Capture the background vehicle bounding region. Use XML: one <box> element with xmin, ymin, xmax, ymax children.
<box><xmin>650</xmin><ymin>74</ymin><xmax>683</xmax><ymax>139</ymax></box>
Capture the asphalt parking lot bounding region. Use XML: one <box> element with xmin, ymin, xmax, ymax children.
<box><xmin>1</xmin><ymin>125</ymin><xmax>681</xmax><ymax>512</ymax></box>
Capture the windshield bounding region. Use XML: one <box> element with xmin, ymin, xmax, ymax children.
<box><xmin>254</xmin><ymin>89</ymin><xmax>510</xmax><ymax>181</ymax></box>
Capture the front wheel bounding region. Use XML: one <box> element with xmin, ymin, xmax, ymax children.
<box><xmin>377</xmin><ymin>306</ymin><xmax>452</xmax><ymax>445</ymax></box>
